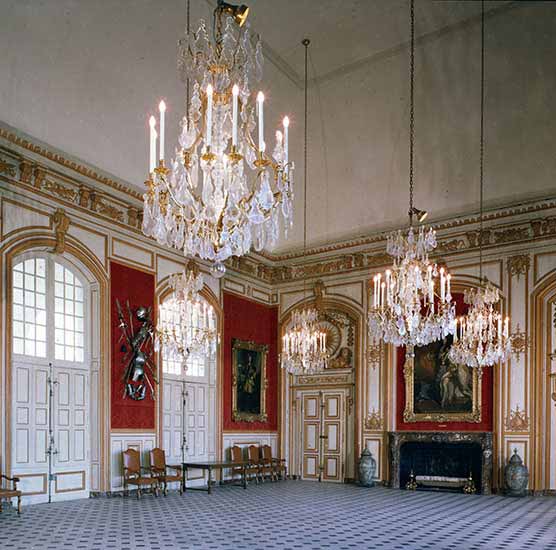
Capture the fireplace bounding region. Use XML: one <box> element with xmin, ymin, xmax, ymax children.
<box><xmin>388</xmin><ymin>432</ymin><xmax>493</xmax><ymax>495</ymax></box>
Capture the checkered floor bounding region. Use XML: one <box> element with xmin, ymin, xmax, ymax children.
<box><xmin>1</xmin><ymin>482</ymin><xmax>555</xmax><ymax>550</ymax></box>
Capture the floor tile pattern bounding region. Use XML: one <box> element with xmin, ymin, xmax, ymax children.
<box><xmin>1</xmin><ymin>482</ymin><xmax>555</xmax><ymax>550</ymax></box>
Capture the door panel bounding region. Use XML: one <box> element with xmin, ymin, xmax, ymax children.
<box><xmin>13</xmin><ymin>362</ymin><xmax>89</xmax><ymax>502</ymax></box>
<box><xmin>300</xmin><ymin>389</ymin><xmax>347</xmax><ymax>483</ymax></box>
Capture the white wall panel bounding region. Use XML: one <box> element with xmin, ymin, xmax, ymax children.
<box><xmin>109</xmin><ymin>433</ymin><xmax>156</xmax><ymax>492</ymax></box>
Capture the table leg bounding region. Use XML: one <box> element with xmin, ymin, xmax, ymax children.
<box><xmin>208</xmin><ymin>466</ymin><xmax>212</xmax><ymax>495</ymax></box>
<box><xmin>242</xmin><ymin>464</ymin><xmax>247</xmax><ymax>489</ymax></box>
<box><xmin>182</xmin><ymin>465</ymin><xmax>187</xmax><ymax>493</ymax></box>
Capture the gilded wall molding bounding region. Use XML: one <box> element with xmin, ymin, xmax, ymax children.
<box><xmin>511</xmin><ymin>324</ymin><xmax>530</xmax><ymax>360</ymax></box>
<box><xmin>227</xmin><ymin>212</ymin><xmax>556</xmax><ymax>284</ymax></box>
<box><xmin>0</xmin><ymin>146</ymin><xmax>142</xmax><ymax>233</ymax></box>
<box><xmin>50</xmin><ymin>208</ymin><xmax>70</xmax><ymax>254</ymax></box>
<box><xmin>505</xmin><ymin>406</ymin><xmax>530</xmax><ymax>432</ymax></box>
<box><xmin>364</xmin><ymin>408</ymin><xmax>383</xmax><ymax>431</ymax></box>
<box><xmin>0</xmin><ymin>127</ymin><xmax>142</xmax><ymax>200</ymax></box>
<box><xmin>507</xmin><ymin>254</ymin><xmax>531</xmax><ymax>279</ymax></box>
<box><xmin>367</xmin><ymin>343</ymin><xmax>382</xmax><ymax>369</ymax></box>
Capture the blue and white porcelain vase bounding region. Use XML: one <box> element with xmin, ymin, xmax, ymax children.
<box><xmin>358</xmin><ymin>447</ymin><xmax>377</xmax><ymax>487</ymax></box>
<box><xmin>504</xmin><ymin>449</ymin><xmax>529</xmax><ymax>497</ymax></box>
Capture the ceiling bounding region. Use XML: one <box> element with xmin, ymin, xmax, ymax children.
<box><xmin>249</xmin><ymin>0</ymin><xmax>510</xmax><ymax>84</ymax></box>
<box><xmin>1</xmin><ymin>0</ymin><xmax>554</xmax><ymax>255</ymax></box>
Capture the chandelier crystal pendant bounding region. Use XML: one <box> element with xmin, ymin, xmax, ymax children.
<box><xmin>448</xmin><ymin>0</ymin><xmax>512</xmax><ymax>369</ymax></box>
<box><xmin>280</xmin><ymin>39</ymin><xmax>328</xmax><ymax>376</ymax></box>
<box><xmin>367</xmin><ymin>0</ymin><xmax>456</xmax><ymax>348</ymax></box>
<box><xmin>155</xmin><ymin>262</ymin><xmax>217</xmax><ymax>367</ymax></box>
<box><xmin>449</xmin><ymin>284</ymin><xmax>511</xmax><ymax>368</ymax></box>
<box><xmin>142</xmin><ymin>0</ymin><xmax>294</xmax><ymax>273</ymax></box>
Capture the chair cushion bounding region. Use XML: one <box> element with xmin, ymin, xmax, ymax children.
<box><xmin>0</xmin><ymin>489</ymin><xmax>20</xmax><ymax>498</ymax></box>
<box><xmin>126</xmin><ymin>477</ymin><xmax>155</xmax><ymax>485</ymax></box>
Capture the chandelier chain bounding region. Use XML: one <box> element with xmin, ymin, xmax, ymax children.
<box><xmin>367</xmin><ymin>0</ymin><xmax>457</xmax><ymax>349</ymax></box>
<box><xmin>303</xmin><ymin>38</ymin><xmax>309</xmax><ymax>299</ymax></box>
<box><xmin>409</xmin><ymin>0</ymin><xmax>415</xmax><ymax>225</ymax></box>
<box><xmin>303</xmin><ymin>38</ymin><xmax>309</xmax><ymax>258</ymax></box>
<box><xmin>185</xmin><ymin>0</ymin><xmax>190</xmax><ymax>120</ymax></box>
<box><xmin>479</xmin><ymin>0</ymin><xmax>485</xmax><ymax>281</ymax></box>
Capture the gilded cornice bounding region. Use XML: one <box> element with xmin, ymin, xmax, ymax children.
<box><xmin>256</xmin><ymin>197</ymin><xmax>556</xmax><ymax>263</ymax></box>
<box><xmin>0</xmin><ymin>127</ymin><xmax>142</xmax><ymax>201</ymax></box>
<box><xmin>227</xmin><ymin>209</ymin><xmax>556</xmax><ymax>284</ymax></box>
<box><xmin>2</xmin><ymin>132</ymin><xmax>556</xmax><ymax>286</ymax></box>
<box><xmin>0</xmin><ymin>145</ymin><xmax>142</xmax><ymax>232</ymax></box>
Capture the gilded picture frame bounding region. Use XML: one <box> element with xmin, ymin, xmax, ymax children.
<box><xmin>232</xmin><ymin>338</ymin><xmax>268</xmax><ymax>422</ymax></box>
<box><xmin>403</xmin><ymin>337</ymin><xmax>482</xmax><ymax>423</ymax></box>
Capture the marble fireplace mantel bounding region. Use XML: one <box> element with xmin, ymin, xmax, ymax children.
<box><xmin>388</xmin><ymin>431</ymin><xmax>493</xmax><ymax>495</ymax></box>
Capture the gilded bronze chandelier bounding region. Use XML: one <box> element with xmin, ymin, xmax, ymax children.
<box><xmin>281</xmin><ymin>39</ymin><xmax>328</xmax><ymax>375</ymax></box>
<box><xmin>142</xmin><ymin>0</ymin><xmax>294</xmax><ymax>275</ymax></box>
<box><xmin>448</xmin><ymin>0</ymin><xmax>512</xmax><ymax>368</ymax></box>
<box><xmin>368</xmin><ymin>0</ymin><xmax>456</xmax><ymax>348</ymax></box>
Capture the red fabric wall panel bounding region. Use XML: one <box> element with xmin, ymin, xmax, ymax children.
<box><xmin>110</xmin><ymin>261</ymin><xmax>156</xmax><ymax>430</ymax></box>
<box><xmin>223</xmin><ymin>292</ymin><xmax>278</xmax><ymax>431</ymax></box>
<box><xmin>396</xmin><ymin>292</ymin><xmax>493</xmax><ymax>432</ymax></box>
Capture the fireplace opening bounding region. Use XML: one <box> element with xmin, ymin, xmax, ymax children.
<box><xmin>400</xmin><ymin>441</ymin><xmax>483</xmax><ymax>492</ymax></box>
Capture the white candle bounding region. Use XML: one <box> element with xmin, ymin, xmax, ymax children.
<box><xmin>504</xmin><ymin>317</ymin><xmax>509</xmax><ymax>338</ymax></box>
<box><xmin>149</xmin><ymin>115</ymin><xmax>156</xmax><ymax>173</ymax></box>
<box><xmin>232</xmin><ymin>84</ymin><xmax>239</xmax><ymax>147</ymax></box>
<box><xmin>440</xmin><ymin>268</ymin><xmax>445</xmax><ymax>302</ymax></box>
<box><xmin>283</xmin><ymin>116</ymin><xmax>289</xmax><ymax>166</ymax></box>
<box><xmin>446</xmin><ymin>274</ymin><xmax>451</xmax><ymax>299</ymax></box>
<box><xmin>257</xmin><ymin>91</ymin><xmax>265</xmax><ymax>152</ymax></box>
<box><xmin>497</xmin><ymin>316</ymin><xmax>502</xmax><ymax>337</ymax></box>
<box><xmin>158</xmin><ymin>100</ymin><xmax>166</xmax><ymax>162</ymax></box>
<box><xmin>381</xmin><ymin>282</ymin><xmax>385</xmax><ymax>309</ymax></box>
<box><xmin>206</xmin><ymin>84</ymin><xmax>213</xmax><ymax>148</ymax></box>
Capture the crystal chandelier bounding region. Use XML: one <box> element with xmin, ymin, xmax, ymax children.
<box><xmin>155</xmin><ymin>262</ymin><xmax>217</xmax><ymax>366</ymax></box>
<box><xmin>142</xmin><ymin>0</ymin><xmax>294</xmax><ymax>274</ymax></box>
<box><xmin>367</xmin><ymin>0</ymin><xmax>456</xmax><ymax>348</ymax></box>
<box><xmin>448</xmin><ymin>1</ymin><xmax>512</xmax><ymax>368</ymax></box>
<box><xmin>280</xmin><ymin>39</ymin><xmax>328</xmax><ymax>375</ymax></box>
<box><xmin>449</xmin><ymin>285</ymin><xmax>511</xmax><ymax>368</ymax></box>
<box><xmin>282</xmin><ymin>308</ymin><xmax>328</xmax><ymax>375</ymax></box>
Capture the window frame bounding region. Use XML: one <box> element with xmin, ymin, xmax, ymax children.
<box><xmin>159</xmin><ymin>293</ymin><xmax>215</xmax><ymax>383</ymax></box>
<box><xmin>11</xmin><ymin>252</ymin><xmax>89</xmax><ymax>367</ymax></box>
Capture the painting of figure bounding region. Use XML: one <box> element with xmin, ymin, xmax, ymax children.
<box><xmin>414</xmin><ymin>335</ymin><xmax>473</xmax><ymax>414</ymax></box>
<box><xmin>232</xmin><ymin>339</ymin><xmax>268</xmax><ymax>422</ymax></box>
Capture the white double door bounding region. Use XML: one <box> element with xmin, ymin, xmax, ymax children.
<box><xmin>161</xmin><ymin>375</ymin><xmax>216</xmax><ymax>481</ymax></box>
<box><xmin>12</xmin><ymin>359</ymin><xmax>90</xmax><ymax>503</ymax></box>
<box><xmin>297</xmin><ymin>388</ymin><xmax>351</xmax><ymax>482</ymax></box>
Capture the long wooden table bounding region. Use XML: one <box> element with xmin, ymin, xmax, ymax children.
<box><xmin>181</xmin><ymin>460</ymin><xmax>249</xmax><ymax>494</ymax></box>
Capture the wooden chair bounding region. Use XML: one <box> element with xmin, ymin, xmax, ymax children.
<box><xmin>260</xmin><ymin>445</ymin><xmax>276</xmax><ymax>482</ymax></box>
<box><xmin>150</xmin><ymin>448</ymin><xmax>183</xmax><ymax>496</ymax></box>
<box><xmin>0</xmin><ymin>473</ymin><xmax>22</xmax><ymax>515</ymax></box>
<box><xmin>123</xmin><ymin>448</ymin><xmax>158</xmax><ymax>498</ymax></box>
<box><xmin>266</xmin><ymin>446</ymin><xmax>288</xmax><ymax>480</ymax></box>
<box><xmin>229</xmin><ymin>445</ymin><xmax>245</xmax><ymax>483</ymax></box>
<box><xmin>247</xmin><ymin>445</ymin><xmax>262</xmax><ymax>484</ymax></box>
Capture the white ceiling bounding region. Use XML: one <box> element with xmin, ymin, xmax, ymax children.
<box><xmin>1</xmin><ymin>0</ymin><xmax>554</xmax><ymax>255</ymax></box>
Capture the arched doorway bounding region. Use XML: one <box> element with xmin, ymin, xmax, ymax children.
<box><xmin>282</xmin><ymin>297</ymin><xmax>362</xmax><ymax>482</ymax></box>
<box><xmin>8</xmin><ymin>249</ymin><xmax>102</xmax><ymax>502</ymax></box>
<box><xmin>531</xmin><ymin>272</ymin><xmax>556</xmax><ymax>492</ymax></box>
<box><xmin>157</xmin><ymin>280</ymin><xmax>222</xmax><ymax>486</ymax></box>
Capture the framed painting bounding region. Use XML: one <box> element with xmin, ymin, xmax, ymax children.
<box><xmin>403</xmin><ymin>335</ymin><xmax>482</xmax><ymax>423</ymax></box>
<box><xmin>232</xmin><ymin>339</ymin><xmax>268</xmax><ymax>422</ymax></box>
